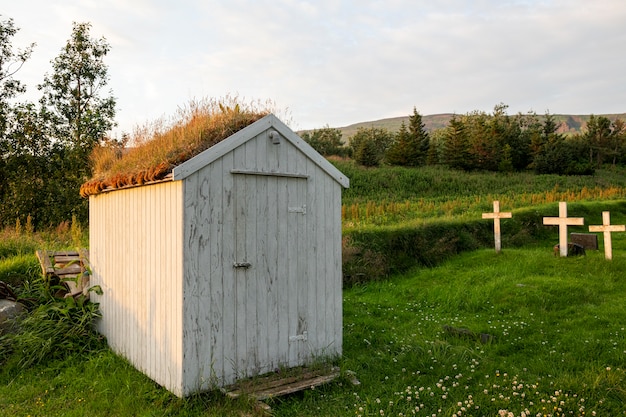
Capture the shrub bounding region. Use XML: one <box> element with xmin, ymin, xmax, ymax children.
<box><xmin>342</xmin><ymin>207</ymin><xmax>555</xmax><ymax>284</ymax></box>
<box><xmin>0</xmin><ymin>273</ymin><xmax>103</xmax><ymax>370</ymax></box>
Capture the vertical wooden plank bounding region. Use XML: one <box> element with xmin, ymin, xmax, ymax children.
<box><xmin>307</xmin><ymin>159</ymin><xmax>321</xmax><ymax>363</ymax></box>
<box><xmin>286</xmin><ymin>153</ymin><xmax>299</xmax><ymax>366</ymax></box>
<box><xmin>165</xmin><ymin>184</ymin><xmax>174</xmax><ymax>390</ymax></box>
<box><xmin>196</xmin><ymin>169</ymin><xmax>212</xmax><ymax>388</ymax></box>
<box><xmin>297</xmin><ymin>156</ymin><xmax>314</xmax><ymax>364</ymax></box>
<box><xmin>167</xmin><ymin>181</ymin><xmax>182</xmax><ymax>393</ymax></box>
<box><xmin>265</xmin><ymin>175</ymin><xmax>280</xmax><ymax>369</ymax></box>
<box><xmin>168</xmin><ymin>182</ymin><xmax>177</xmax><ymax>392</ymax></box>
<box><xmin>233</xmin><ymin>146</ymin><xmax>248</xmax><ymax>376</ymax></box>
<box><xmin>259</xmin><ymin>132</ymin><xmax>280</xmax><ymax>371</ymax></box>
<box><xmin>118</xmin><ymin>190</ymin><xmax>127</xmax><ymax>359</ymax></box>
<box><xmin>244</xmin><ymin>140</ymin><xmax>258</xmax><ymax>373</ymax></box>
<box><xmin>276</xmin><ymin>172</ymin><xmax>289</xmax><ymax>367</ymax></box>
<box><xmin>255</xmin><ymin>174</ymin><xmax>269</xmax><ymax>373</ymax></box>
<box><xmin>182</xmin><ymin>172</ymin><xmax>199</xmax><ymax>389</ymax></box>
<box><xmin>326</xmin><ymin>177</ymin><xmax>341</xmax><ymax>357</ymax></box>
<box><xmin>275</xmin><ymin>139</ymin><xmax>289</xmax><ymax>367</ymax></box>
<box><xmin>332</xmin><ymin>181</ymin><xmax>343</xmax><ymax>356</ymax></box>
<box><xmin>208</xmin><ymin>159</ymin><xmax>224</xmax><ymax>389</ymax></box>
<box><xmin>221</xmin><ymin>151</ymin><xmax>236</xmax><ymax>385</ymax></box>
<box><xmin>149</xmin><ymin>186</ymin><xmax>156</xmax><ymax>379</ymax></box>
<box><xmin>139</xmin><ymin>186</ymin><xmax>147</xmax><ymax>376</ymax></box>
<box><xmin>256</xmin><ymin>135</ymin><xmax>269</xmax><ymax>373</ymax></box>
<box><xmin>158</xmin><ymin>184</ymin><xmax>167</xmax><ymax>386</ymax></box>
<box><xmin>106</xmin><ymin>193</ymin><xmax>114</xmax><ymax>351</ymax></box>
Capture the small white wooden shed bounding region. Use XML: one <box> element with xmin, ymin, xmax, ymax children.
<box><xmin>88</xmin><ymin>114</ymin><xmax>349</xmax><ymax>397</ymax></box>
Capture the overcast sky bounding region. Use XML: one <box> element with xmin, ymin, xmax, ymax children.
<box><xmin>4</xmin><ymin>0</ymin><xmax>626</xmax><ymax>136</ymax></box>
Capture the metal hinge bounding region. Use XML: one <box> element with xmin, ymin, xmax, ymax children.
<box><xmin>288</xmin><ymin>204</ymin><xmax>306</xmax><ymax>215</ymax></box>
<box><xmin>233</xmin><ymin>262</ymin><xmax>251</xmax><ymax>269</ymax></box>
<box><xmin>289</xmin><ymin>331</ymin><xmax>308</xmax><ymax>343</ymax></box>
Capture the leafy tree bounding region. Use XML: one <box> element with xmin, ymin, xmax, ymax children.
<box><xmin>1</xmin><ymin>103</ymin><xmax>56</xmax><ymax>226</ymax></box>
<box><xmin>38</xmin><ymin>21</ymin><xmax>116</xmax><ymax>166</ymax></box>
<box><xmin>36</xmin><ymin>22</ymin><xmax>117</xmax><ymax>225</ymax></box>
<box><xmin>301</xmin><ymin>125</ymin><xmax>347</xmax><ymax>157</ymax></box>
<box><xmin>0</xmin><ymin>17</ymin><xmax>35</xmax><ymax>137</ymax></box>
<box><xmin>0</xmin><ymin>17</ymin><xmax>36</xmax><ymax>226</ymax></box>
<box><xmin>350</xmin><ymin>127</ymin><xmax>393</xmax><ymax>167</ymax></box>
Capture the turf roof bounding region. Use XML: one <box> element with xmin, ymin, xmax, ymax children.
<box><xmin>80</xmin><ymin>103</ymin><xmax>269</xmax><ymax>197</ymax></box>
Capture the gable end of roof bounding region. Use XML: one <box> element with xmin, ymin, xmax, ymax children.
<box><xmin>172</xmin><ymin>114</ymin><xmax>349</xmax><ymax>188</ymax></box>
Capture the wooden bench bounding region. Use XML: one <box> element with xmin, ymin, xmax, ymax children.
<box><xmin>35</xmin><ymin>249</ymin><xmax>90</xmax><ymax>298</ymax></box>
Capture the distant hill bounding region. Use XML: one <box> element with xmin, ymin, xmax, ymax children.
<box><xmin>328</xmin><ymin>112</ymin><xmax>626</xmax><ymax>139</ymax></box>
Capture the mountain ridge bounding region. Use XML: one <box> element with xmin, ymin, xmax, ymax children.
<box><xmin>329</xmin><ymin>112</ymin><xmax>626</xmax><ymax>139</ymax></box>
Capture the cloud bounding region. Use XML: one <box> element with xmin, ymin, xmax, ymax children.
<box><xmin>3</xmin><ymin>0</ymin><xmax>626</xmax><ymax>135</ymax></box>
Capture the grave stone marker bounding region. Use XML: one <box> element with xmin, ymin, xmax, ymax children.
<box><xmin>542</xmin><ymin>202</ymin><xmax>584</xmax><ymax>257</ymax></box>
<box><xmin>482</xmin><ymin>200</ymin><xmax>512</xmax><ymax>253</ymax></box>
<box><xmin>589</xmin><ymin>211</ymin><xmax>625</xmax><ymax>260</ymax></box>
<box><xmin>570</xmin><ymin>233</ymin><xmax>598</xmax><ymax>250</ymax></box>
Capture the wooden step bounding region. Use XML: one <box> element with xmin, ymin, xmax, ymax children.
<box><xmin>224</xmin><ymin>366</ymin><xmax>340</xmax><ymax>401</ymax></box>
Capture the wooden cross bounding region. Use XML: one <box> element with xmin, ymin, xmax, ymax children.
<box><xmin>543</xmin><ymin>201</ymin><xmax>585</xmax><ymax>257</ymax></box>
<box><xmin>589</xmin><ymin>211</ymin><xmax>625</xmax><ymax>260</ymax></box>
<box><xmin>482</xmin><ymin>200</ymin><xmax>512</xmax><ymax>253</ymax></box>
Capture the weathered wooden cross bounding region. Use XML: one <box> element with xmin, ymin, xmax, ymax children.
<box><xmin>543</xmin><ymin>201</ymin><xmax>585</xmax><ymax>257</ymax></box>
<box><xmin>589</xmin><ymin>211</ymin><xmax>625</xmax><ymax>260</ymax></box>
<box><xmin>482</xmin><ymin>200</ymin><xmax>512</xmax><ymax>253</ymax></box>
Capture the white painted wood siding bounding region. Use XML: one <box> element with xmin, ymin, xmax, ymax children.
<box><xmin>181</xmin><ymin>128</ymin><xmax>342</xmax><ymax>394</ymax></box>
<box><xmin>89</xmin><ymin>117</ymin><xmax>345</xmax><ymax>398</ymax></box>
<box><xmin>89</xmin><ymin>181</ymin><xmax>184</xmax><ymax>396</ymax></box>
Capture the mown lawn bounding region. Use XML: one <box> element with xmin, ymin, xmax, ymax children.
<box><xmin>3</xmin><ymin>246</ymin><xmax>626</xmax><ymax>416</ymax></box>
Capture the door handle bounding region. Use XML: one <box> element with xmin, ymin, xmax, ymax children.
<box><xmin>233</xmin><ymin>262</ymin><xmax>252</xmax><ymax>269</ymax></box>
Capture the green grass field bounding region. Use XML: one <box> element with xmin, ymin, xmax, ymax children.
<box><xmin>2</xmin><ymin>166</ymin><xmax>626</xmax><ymax>416</ymax></box>
<box><xmin>3</xmin><ymin>245</ymin><xmax>626</xmax><ymax>415</ymax></box>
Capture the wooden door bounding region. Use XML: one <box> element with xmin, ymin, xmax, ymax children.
<box><xmin>233</xmin><ymin>173</ymin><xmax>309</xmax><ymax>376</ymax></box>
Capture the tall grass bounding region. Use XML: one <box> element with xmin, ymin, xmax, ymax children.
<box><xmin>336</xmin><ymin>162</ymin><xmax>626</xmax><ymax>229</ymax></box>
<box><xmin>0</xmin><ymin>220</ymin><xmax>100</xmax><ymax>371</ymax></box>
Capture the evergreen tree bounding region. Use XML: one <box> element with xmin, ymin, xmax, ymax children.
<box><xmin>350</xmin><ymin>127</ymin><xmax>393</xmax><ymax>167</ymax></box>
<box><xmin>407</xmin><ymin>107</ymin><xmax>429</xmax><ymax>166</ymax></box>
<box><xmin>532</xmin><ymin>113</ymin><xmax>593</xmax><ymax>175</ymax></box>
<box><xmin>442</xmin><ymin>115</ymin><xmax>471</xmax><ymax>170</ymax></box>
<box><xmin>608</xmin><ymin>119</ymin><xmax>626</xmax><ymax>166</ymax></box>
<box><xmin>584</xmin><ymin>114</ymin><xmax>613</xmax><ymax>168</ymax></box>
<box><xmin>385</xmin><ymin>121</ymin><xmax>412</xmax><ymax>165</ymax></box>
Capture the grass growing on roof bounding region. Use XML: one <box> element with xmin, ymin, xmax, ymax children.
<box><xmin>80</xmin><ymin>96</ymin><xmax>279</xmax><ymax>197</ymax></box>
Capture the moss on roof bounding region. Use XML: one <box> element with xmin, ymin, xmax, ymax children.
<box><xmin>80</xmin><ymin>99</ymin><xmax>270</xmax><ymax>197</ymax></box>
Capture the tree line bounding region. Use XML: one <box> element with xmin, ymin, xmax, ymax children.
<box><xmin>0</xmin><ymin>17</ymin><xmax>117</xmax><ymax>229</ymax></box>
<box><xmin>303</xmin><ymin>104</ymin><xmax>626</xmax><ymax>175</ymax></box>
<box><xmin>3</xmin><ymin>16</ymin><xmax>626</xmax><ymax>230</ymax></box>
